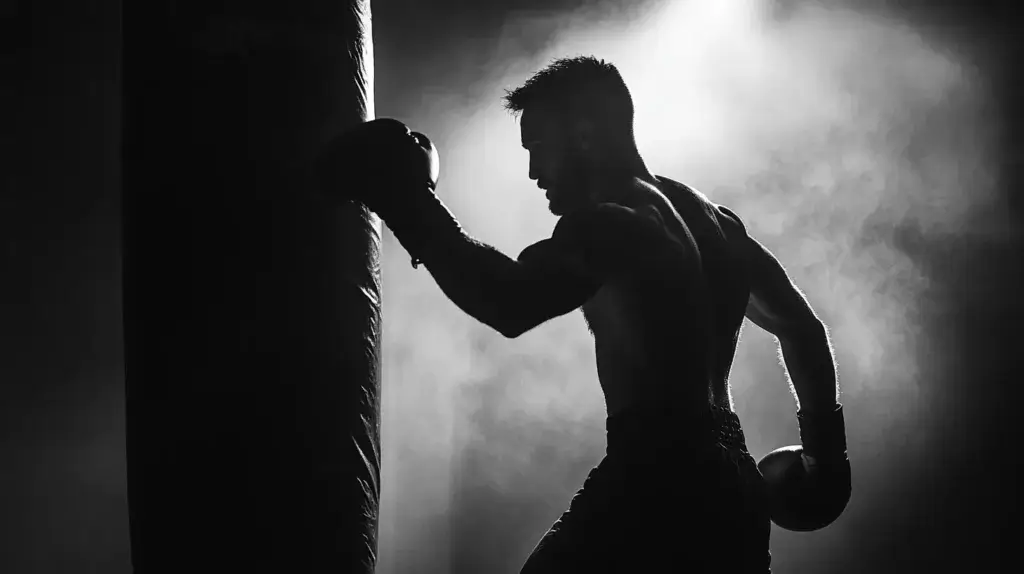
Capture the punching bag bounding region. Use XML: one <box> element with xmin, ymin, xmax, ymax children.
<box><xmin>122</xmin><ymin>1</ymin><xmax>381</xmax><ymax>572</ymax></box>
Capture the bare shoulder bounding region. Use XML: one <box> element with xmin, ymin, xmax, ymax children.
<box><xmin>549</xmin><ymin>203</ymin><xmax>669</xmax><ymax>266</ymax></box>
<box><xmin>517</xmin><ymin>204</ymin><xmax>647</xmax><ymax>266</ymax></box>
<box><xmin>716</xmin><ymin>203</ymin><xmax>749</xmax><ymax>230</ymax></box>
<box><xmin>714</xmin><ymin>204</ymin><xmax>748</xmax><ymax>236</ymax></box>
<box><xmin>652</xmin><ymin>176</ymin><xmax>736</xmax><ymax>237</ymax></box>
<box><xmin>553</xmin><ymin>202</ymin><xmax>653</xmax><ymax>238</ymax></box>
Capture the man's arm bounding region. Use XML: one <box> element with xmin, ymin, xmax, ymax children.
<box><xmin>413</xmin><ymin>212</ymin><xmax>604</xmax><ymax>339</ymax></box>
<box><xmin>721</xmin><ymin>207</ymin><xmax>839</xmax><ymax>415</ymax></box>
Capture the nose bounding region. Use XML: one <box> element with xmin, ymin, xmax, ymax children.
<box><xmin>528</xmin><ymin>154</ymin><xmax>539</xmax><ymax>182</ymax></box>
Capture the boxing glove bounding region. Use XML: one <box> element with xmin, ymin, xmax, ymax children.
<box><xmin>757</xmin><ymin>404</ymin><xmax>851</xmax><ymax>532</ymax></box>
<box><xmin>316</xmin><ymin>118</ymin><xmax>463</xmax><ymax>267</ymax></box>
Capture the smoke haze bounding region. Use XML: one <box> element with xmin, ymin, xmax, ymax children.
<box><xmin>376</xmin><ymin>1</ymin><xmax>1001</xmax><ymax>572</ymax></box>
<box><xmin>4</xmin><ymin>0</ymin><xmax>1014</xmax><ymax>572</ymax></box>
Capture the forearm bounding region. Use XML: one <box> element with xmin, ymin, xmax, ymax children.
<box><xmin>778</xmin><ymin>323</ymin><xmax>839</xmax><ymax>415</ymax></box>
<box><xmin>385</xmin><ymin>190</ymin><xmax>528</xmax><ymax>338</ymax></box>
<box><xmin>319</xmin><ymin>119</ymin><xmax>526</xmax><ymax>333</ymax></box>
<box><xmin>416</xmin><ymin>234</ymin><xmax>529</xmax><ymax>338</ymax></box>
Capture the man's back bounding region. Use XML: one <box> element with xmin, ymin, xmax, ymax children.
<box><xmin>655</xmin><ymin>176</ymin><xmax>752</xmax><ymax>409</ymax></box>
<box><xmin>580</xmin><ymin>225</ymin><xmax>713</xmax><ymax>414</ymax></box>
<box><xmin>574</xmin><ymin>176</ymin><xmax>753</xmax><ymax>416</ymax></box>
<box><xmin>525</xmin><ymin>182</ymin><xmax>773</xmax><ymax>573</ymax></box>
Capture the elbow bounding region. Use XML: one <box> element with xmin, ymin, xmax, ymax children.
<box><xmin>778</xmin><ymin>317</ymin><xmax>828</xmax><ymax>345</ymax></box>
<box><xmin>479</xmin><ymin>301</ymin><xmax>538</xmax><ymax>339</ymax></box>
<box><xmin>496</xmin><ymin>323</ymin><xmax>527</xmax><ymax>339</ymax></box>
<box><xmin>499</xmin><ymin>329</ymin><xmax>522</xmax><ymax>339</ymax></box>
<box><xmin>492</xmin><ymin>317</ymin><xmax>532</xmax><ymax>339</ymax></box>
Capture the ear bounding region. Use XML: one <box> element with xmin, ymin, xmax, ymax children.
<box><xmin>570</xmin><ymin>118</ymin><xmax>596</xmax><ymax>152</ymax></box>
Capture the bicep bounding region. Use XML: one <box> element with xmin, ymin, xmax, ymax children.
<box><xmin>506</xmin><ymin>238</ymin><xmax>602</xmax><ymax>336</ymax></box>
<box><xmin>505</xmin><ymin>206</ymin><xmax>649</xmax><ymax>333</ymax></box>
<box><xmin>744</xmin><ymin>235</ymin><xmax>823</xmax><ymax>337</ymax></box>
<box><xmin>715</xmin><ymin>204</ymin><xmax>821</xmax><ymax>335</ymax></box>
<box><xmin>521</xmin><ymin>201</ymin><xmax>679</xmax><ymax>297</ymax></box>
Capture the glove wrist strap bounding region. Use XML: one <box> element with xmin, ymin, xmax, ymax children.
<box><xmin>797</xmin><ymin>403</ymin><xmax>847</xmax><ymax>460</ymax></box>
<box><xmin>381</xmin><ymin>187</ymin><xmax>465</xmax><ymax>268</ymax></box>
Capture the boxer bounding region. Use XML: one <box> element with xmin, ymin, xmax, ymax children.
<box><xmin>318</xmin><ymin>56</ymin><xmax>850</xmax><ymax>573</ymax></box>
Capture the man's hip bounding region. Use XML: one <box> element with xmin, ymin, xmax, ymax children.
<box><xmin>521</xmin><ymin>406</ymin><xmax>772</xmax><ymax>573</ymax></box>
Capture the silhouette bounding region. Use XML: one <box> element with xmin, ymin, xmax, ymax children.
<box><xmin>321</xmin><ymin>55</ymin><xmax>849</xmax><ymax>573</ymax></box>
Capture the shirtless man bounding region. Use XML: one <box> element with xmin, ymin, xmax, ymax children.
<box><xmin>319</xmin><ymin>56</ymin><xmax>850</xmax><ymax>573</ymax></box>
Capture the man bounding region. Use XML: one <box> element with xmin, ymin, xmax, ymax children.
<box><xmin>319</xmin><ymin>56</ymin><xmax>850</xmax><ymax>573</ymax></box>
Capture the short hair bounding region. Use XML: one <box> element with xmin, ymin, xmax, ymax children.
<box><xmin>503</xmin><ymin>56</ymin><xmax>635</xmax><ymax>142</ymax></box>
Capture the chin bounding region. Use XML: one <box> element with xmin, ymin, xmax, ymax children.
<box><xmin>547</xmin><ymin>197</ymin><xmax>567</xmax><ymax>216</ymax></box>
<box><xmin>548</xmin><ymin>195</ymin><xmax>587</xmax><ymax>216</ymax></box>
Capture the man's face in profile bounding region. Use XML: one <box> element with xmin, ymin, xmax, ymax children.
<box><xmin>520</xmin><ymin>108</ymin><xmax>591</xmax><ymax>217</ymax></box>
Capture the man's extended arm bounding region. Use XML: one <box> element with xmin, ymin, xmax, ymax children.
<box><xmin>315</xmin><ymin>119</ymin><xmax>599</xmax><ymax>338</ymax></box>
<box><xmin>315</xmin><ymin>118</ymin><xmax>604</xmax><ymax>339</ymax></box>
<box><xmin>412</xmin><ymin>222</ymin><xmax>601</xmax><ymax>339</ymax></box>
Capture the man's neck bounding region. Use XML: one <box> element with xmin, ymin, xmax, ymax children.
<box><xmin>589</xmin><ymin>160</ymin><xmax>658</xmax><ymax>206</ymax></box>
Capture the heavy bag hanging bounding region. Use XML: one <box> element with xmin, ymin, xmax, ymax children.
<box><xmin>122</xmin><ymin>2</ymin><xmax>382</xmax><ymax>571</ymax></box>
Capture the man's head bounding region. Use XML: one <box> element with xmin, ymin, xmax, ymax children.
<box><xmin>503</xmin><ymin>56</ymin><xmax>642</xmax><ymax>216</ymax></box>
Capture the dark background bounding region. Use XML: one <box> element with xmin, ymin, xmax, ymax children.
<box><xmin>2</xmin><ymin>0</ymin><xmax>1021</xmax><ymax>572</ymax></box>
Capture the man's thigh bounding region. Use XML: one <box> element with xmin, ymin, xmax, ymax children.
<box><xmin>521</xmin><ymin>446</ymin><xmax>771</xmax><ymax>573</ymax></box>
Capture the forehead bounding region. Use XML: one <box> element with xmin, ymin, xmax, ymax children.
<box><xmin>519</xmin><ymin>108</ymin><xmax>562</xmax><ymax>145</ymax></box>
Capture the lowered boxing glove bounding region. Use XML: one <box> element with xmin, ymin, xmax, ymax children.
<box><xmin>315</xmin><ymin>118</ymin><xmax>463</xmax><ymax>267</ymax></box>
<box><xmin>757</xmin><ymin>404</ymin><xmax>852</xmax><ymax>532</ymax></box>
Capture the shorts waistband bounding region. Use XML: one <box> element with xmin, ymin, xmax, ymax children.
<box><xmin>605</xmin><ymin>405</ymin><xmax>748</xmax><ymax>457</ymax></box>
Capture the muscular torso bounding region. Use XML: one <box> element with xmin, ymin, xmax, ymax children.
<box><xmin>582</xmin><ymin>176</ymin><xmax>750</xmax><ymax>417</ymax></box>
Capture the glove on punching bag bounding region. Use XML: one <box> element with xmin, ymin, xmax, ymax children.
<box><xmin>316</xmin><ymin>118</ymin><xmax>461</xmax><ymax>268</ymax></box>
